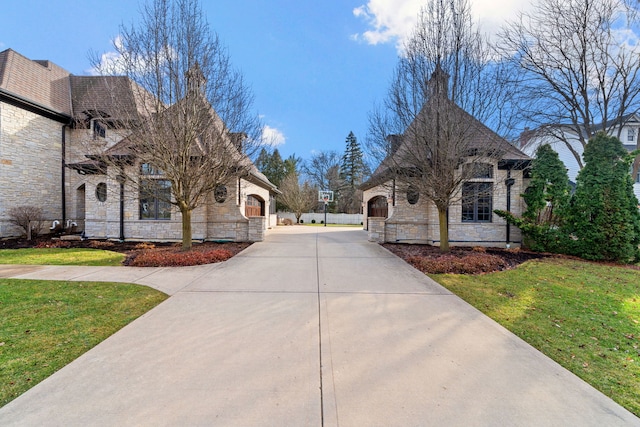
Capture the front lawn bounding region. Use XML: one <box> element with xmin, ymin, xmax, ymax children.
<box><xmin>431</xmin><ymin>258</ymin><xmax>640</xmax><ymax>416</ymax></box>
<box><xmin>0</xmin><ymin>279</ymin><xmax>167</xmax><ymax>406</ymax></box>
<box><xmin>0</xmin><ymin>248</ymin><xmax>124</xmax><ymax>266</ymax></box>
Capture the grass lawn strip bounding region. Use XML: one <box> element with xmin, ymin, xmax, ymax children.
<box><xmin>0</xmin><ymin>279</ymin><xmax>167</xmax><ymax>407</ymax></box>
<box><xmin>0</xmin><ymin>248</ymin><xmax>125</xmax><ymax>266</ymax></box>
<box><xmin>432</xmin><ymin>258</ymin><xmax>640</xmax><ymax>417</ymax></box>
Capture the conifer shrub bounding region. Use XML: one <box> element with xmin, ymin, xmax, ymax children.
<box><xmin>563</xmin><ymin>133</ymin><xmax>640</xmax><ymax>262</ymax></box>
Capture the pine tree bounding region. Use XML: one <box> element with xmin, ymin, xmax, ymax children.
<box><xmin>257</xmin><ymin>148</ymin><xmax>287</xmax><ymax>187</ymax></box>
<box><xmin>340</xmin><ymin>131</ymin><xmax>366</xmax><ymax>187</ymax></box>
<box><xmin>565</xmin><ymin>133</ymin><xmax>640</xmax><ymax>262</ymax></box>
<box><xmin>338</xmin><ymin>132</ymin><xmax>368</xmax><ymax>213</ymax></box>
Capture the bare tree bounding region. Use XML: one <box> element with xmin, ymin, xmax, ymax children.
<box><xmin>89</xmin><ymin>0</ymin><xmax>263</xmax><ymax>250</ymax></box>
<box><xmin>366</xmin><ymin>0</ymin><xmax>515</xmax><ymax>252</ymax></box>
<box><xmin>303</xmin><ymin>150</ymin><xmax>341</xmax><ymax>191</ymax></box>
<box><xmin>278</xmin><ymin>173</ymin><xmax>317</xmax><ymax>223</ymax></box>
<box><xmin>8</xmin><ymin>206</ymin><xmax>44</xmax><ymax>240</ymax></box>
<box><xmin>499</xmin><ymin>0</ymin><xmax>640</xmax><ymax>168</ymax></box>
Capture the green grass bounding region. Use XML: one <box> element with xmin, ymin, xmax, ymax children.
<box><xmin>0</xmin><ymin>248</ymin><xmax>125</xmax><ymax>266</ymax></box>
<box><xmin>431</xmin><ymin>258</ymin><xmax>640</xmax><ymax>416</ymax></box>
<box><xmin>0</xmin><ymin>279</ymin><xmax>167</xmax><ymax>407</ymax></box>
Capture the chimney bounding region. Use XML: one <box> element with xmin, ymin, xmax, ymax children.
<box><xmin>186</xmin><ymin>62</ymin><xmax>206</xmax><ymax>95</ymax></box>
<box><xmin>428</xmin><ymin>64</ymin><xmax>449</xmax><ymax>99</ymax></box>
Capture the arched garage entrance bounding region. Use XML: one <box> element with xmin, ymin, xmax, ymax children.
<box><xmin>367</xmin><ymin>196</ymin><xmax>388</xmax><ymax>218</ymax></box>
<box><xmin>245</xmin><ymin>194</ymin><xmax>265</xmax><ymax>217</ymax></box>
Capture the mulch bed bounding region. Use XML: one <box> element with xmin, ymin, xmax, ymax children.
<box><xmin>382</xmin><ymin>243</ymin><xmax>548</xmax><ymax>274</ymax></box>
<box><xmin>0</xmin><ymin>237</ymin><xmax>251</xmax><ymax>267</ymax></box>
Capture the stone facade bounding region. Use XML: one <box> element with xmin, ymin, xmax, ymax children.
<box><xmin>0</xmin><ymin>102</ymin><xmax>64</xmax><ymax>236</ymax></box>
<box><xmin>0</xmin><ymin>48</ymin><xmax>278</xmax><ymax>243</ymax></box>
<box><xmin>364</xmin><ymin>163</ymin><xmax>527</xmax><ymax>248</ymax></box>
<box><xmin>81</xmin><ymin>170</ymin><xmax>274</xmax><ymax>243</ymax></box>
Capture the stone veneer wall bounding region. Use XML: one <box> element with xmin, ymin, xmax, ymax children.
<box><xmin>364</xmin><ymin>166</ymin><xmax>526</xmax><ymax>248</ymax></box>
<box><xmin>248</xmin><ymin>217</ymin><xmax>266</xmax><ymax>241</ymax></box>
<box><xmin>367</xmin><ymin>217</ymin><xmax>386</xmax><ymax>242</ymax></box>
<box><xmin>0</xmin><ymin>102</ymin><xmax>63</xmax><ymax>236</ymax></box>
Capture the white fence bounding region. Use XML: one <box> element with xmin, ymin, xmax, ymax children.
<box><xmin>277</xmin><ymin>212</ymin><xmax>363</xmax><ymax>225</ymax></box>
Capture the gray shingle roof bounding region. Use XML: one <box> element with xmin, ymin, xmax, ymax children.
<box><xmin>0</xmin><ymin>48</ymin><xmax>72</xmax><ymax>116</ymax></box>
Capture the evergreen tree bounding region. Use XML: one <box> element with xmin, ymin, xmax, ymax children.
<box><xmin>495</xmin><ymin>144</ymin><xmax>571</xmax><ymax>252</ymax></box>
<box><xmin>257</xmin><ymin>148</ymin><xmax>287</xmax><ymax>187</ymax></box>
<box><xmin>340</xmin><ymin>131</ymin><xmax>366</xmax><ymax>187</ymax></box>
<box><xmin>565</xmin><ymin>133</ymin><xmax>640</xmax><ymax>262</ymax></box>
<box><xmin>338</xmin><ymin>131</ymin><xmax>368</xmax><ymax>213</ymax></box>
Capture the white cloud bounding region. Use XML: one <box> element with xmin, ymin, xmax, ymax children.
<box><xmin>262</xmin><ymin>125</ymin><xmax>286</xmax><ymax>147</ymax></box>
<box><xmin>87</xmin><ymin>36</ymin><xmax>126</xmax><ymax>75</ymax></box>
<box><xmin>353</xmin><ymin>0</ymin><xmax>534</xmax><ymax>51</ymax></box>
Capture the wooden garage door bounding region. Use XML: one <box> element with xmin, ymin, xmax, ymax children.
<box><xmin>368</xmin><ymin>196</ymin><xmax>388</xmax><ymax>218</ymax></box>
<box><xmin>245</xmin><ymin>195</ymin><xmax>264</xmax><ymax>217</ymax></box>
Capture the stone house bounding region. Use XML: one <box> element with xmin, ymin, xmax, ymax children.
<box><xmin>361</xmin><ymin>71</ymin><xmax>531</xmax><ymax>248</ymax></box>
<box><xmin>0</xmin><ymin>48</ymin><xmax>278</xmax><ymax>242</ymax></box>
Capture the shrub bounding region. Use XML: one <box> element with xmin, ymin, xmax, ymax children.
<box><xmin>134</xmin><ymin>242</ymin><xmax>156</xmax><ymax>250</ymax></box>
<box><xmin>311</xmin><ymin>219</ymin><xmax>316</xmax><ymax>224</ymax></box>
<box><xmin>7</xmin><ymin>206</ymin><xmax>45</xmax><ymax>239</ymax></box>
<box><xmin>564</xmin><ymin>133</ymin><xmax>640</xmax><ymax>262</ymax></box>
<box><xmin>34</xmin><ymin>240</ymin><xmax>72</xmax><ymax>249</ymax></box>
<box><xmin>89</xmin><ymin>240</ymin><xmax>115</xmax><ymax>249</ymax></box>
<box><xmin>129</xmin><ymin>248</ymin><xmax>234</xmax><ymax>267</ymax></box>
<box><xmin>300</xmin><ymin>219</ymin><xmax>304</xmax><ymax>224</ymax></box>
<box><xmin>320</xmin><ymin>220</ymin><xmax>324</xmax><ymax>224</ymax></box>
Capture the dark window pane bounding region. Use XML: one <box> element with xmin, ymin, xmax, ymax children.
<box><xmin>140</xmin><ymin>179</ymin><xmax>171</xmax><ymax>220</ymax></box>
<box><xmin>462</xmin><ymin>182</ymin><xmax>492</xmax><ymax>222</ymax></box>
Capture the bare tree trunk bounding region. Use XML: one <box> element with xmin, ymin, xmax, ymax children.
<box><xmin>438</xmin><ymin>208</ymin><xmax>449</xmax><ymax>253</ymax></box>
<box><xmin>180</xmin><ymin>204</ymin><xmax>192</xmax><ymax>250</ymax></box>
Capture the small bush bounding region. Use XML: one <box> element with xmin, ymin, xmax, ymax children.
<box><xmin>407</xmin><ymin>253</ymin><xmax>507</xmax><ymax>275</ymax></box>
<box><xmin>8</xmin><ymin>206</ymin><xmax>45</xmax><ymax>239</ymax></box>
<box><xmin>311</xmin><ymin>219</ymin><xmax>316</xmax><ymax>224</ymax></box>
<box><xmin>34</xmin><ymin>240</ymin><xmax>72</xmax><ymax>249</ymax></box>
<box><xmin>300</xmin><ymin>219</ymin><xmax>304</xmax><ymax>224</ymax></box>
<box><xmin>129</xmin><ymin>248</ymin><xmax>234</xmax><ymax>267</ymax></box>
<box><xmin>320</xmin><ymin>220</ymin><xmax>324</xmax><ymax>224</ymax></box>
<box><xmin>89</xmin><ymin>240</ymin><xmax>115</xmax><ymax>249</ymax></box>
<box><xmin>134</xmin><ymin>242</ymin><xmax>156</xmax><ymax>250</ymax></box>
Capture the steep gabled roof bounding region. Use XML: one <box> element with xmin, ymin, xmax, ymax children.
<box><xmin>0</xmin><ymin>48</ymin><xmax>72</xmax><ymax>117</ymax></box>
<box><xmin>70</xmin><ymin>76</ymin><xmax>158</xmax><ymax>123</ymax></box>
<box><xmin>361</xmin><ymin>92</ymin><xmax>530</xmax><ymax>191</ymax></box>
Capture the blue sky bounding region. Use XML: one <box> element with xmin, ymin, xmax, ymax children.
<box><xmin>1</xmin><ymin>0</ymin><xmax>531</xmax><ymax>161</ymax></box>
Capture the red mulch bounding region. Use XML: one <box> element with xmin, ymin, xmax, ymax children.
<box><xmin>382</xmin><ymin>243</ymin><xmax>547</xmax><ymax>274</ymax></box>
<box><xmin>0</xmin><ymin>237</ymin><xmax>251</xmax><ymax>267</ymax></box>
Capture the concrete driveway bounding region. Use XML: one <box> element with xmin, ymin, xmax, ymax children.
<box><xmin>0</xmin><ymin>226</ymin><xmax>638</xmax><ymax>426</ymax></box>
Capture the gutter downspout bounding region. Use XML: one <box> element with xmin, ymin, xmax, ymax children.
<box><xmin>117</xmin><ymin>170</ymin><xmax>126</xmax><ymax>242</ymax></box>
<box><xmin>61</xmin><ymin>125</ymin><xmax>67</xmax><ymax>227</ymax></box>
<box><xmin>505</xmin><ymin>168</ymin><xmax>515</xmax><ymax>248</ymax></box>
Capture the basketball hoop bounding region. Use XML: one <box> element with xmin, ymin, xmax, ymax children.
<box><xmin>318</xmin><ymin>190</ymin><xmax>334</xmax><ymax>204</ymax></box>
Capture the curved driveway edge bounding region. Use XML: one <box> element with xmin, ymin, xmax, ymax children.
<box><xmin>0</xmin><ymin>226</ymin><xmax>638</xmax><ymax>426</ymax></box>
